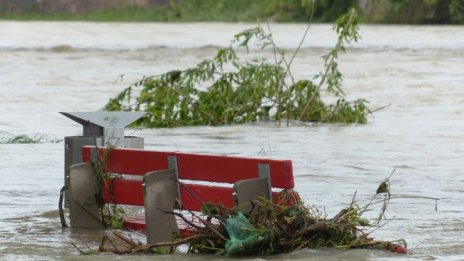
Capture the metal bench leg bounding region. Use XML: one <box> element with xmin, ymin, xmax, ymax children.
<box><xmin>233</xmin><ymin>177</ymin><xmax>271</xmax><ymax>213</ymax></box>
<box><xmin>68</xmin><ymin>162</ymin><xmax>104</xmax><ymax>229</ymax></box>
<box><xmin>143</xmin><ymin>169</ymin><xmax>179</xmax><ymax>246</ymax></box>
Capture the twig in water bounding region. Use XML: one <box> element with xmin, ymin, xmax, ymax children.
<box><xmin>369</xmin><ymin>103</ymin><xmax>391</xmax><ymax>113</ymax></box>
<box><xmin>287</xmin><ymin>0</ymin><xmax>316</xmax><ymax>70</ymax></box>
<box><xmin>159</xmin><ymin>208</ymin><xmax>204</xmax><ymax>231</ymax></box>
<box><xmin>71</xmin><ymin>243</ymin><xmax>85</xmax><ymax>255</ymax></box>
<box><xmin>140</xmin><ymin>235</ymin><xmax>204</xmax><ymax>252</ymax></box>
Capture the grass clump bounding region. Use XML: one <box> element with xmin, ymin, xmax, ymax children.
<box><xmin>0</xmin><ymin>131</ymin><xmax>60</xmax><ymax>144</ymax></box>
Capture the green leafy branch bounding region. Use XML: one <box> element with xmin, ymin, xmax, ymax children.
<box><xmin>105</xmin><ymin>7</ymin><xmax>369</xmax><ymax>127</ymax></box>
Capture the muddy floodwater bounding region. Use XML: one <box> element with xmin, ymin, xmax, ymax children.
<box><xmin>0</xmin><ymin>22</ymin><xmax>463</xmax><ymax>260</ymax></box>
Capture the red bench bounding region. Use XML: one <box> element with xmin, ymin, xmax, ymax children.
<box><xmin>68</xmin><ymin>146</ymin><xmax>297</xmax><ymax>244</ymax></box>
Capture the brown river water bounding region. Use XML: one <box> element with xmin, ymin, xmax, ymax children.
<box><xmin>0</xmin><ymin>22</ymin><xmax>463</xmax><ymax>260</ymax></box>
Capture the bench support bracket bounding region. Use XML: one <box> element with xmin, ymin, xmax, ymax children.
<box><xmin>258</xmin><ymin>164</ymin><xmax>272</xmax><ymax>200</ymax></box>
<box><xmin>68</xmin><ymin>162</ymin><xmax>104</xmax><ymax>229</ymax></box>
<box><xmin>143</xmin><ymin>169</ymin><xmax>179</xmax><ymax>247</ymax></box>
<box><xmin>168</xmin><ymin>156</ymin><xmax>181</xmax><ymax>204</ymax></box>
<box><xmin>233</xmin><ymin>164</ymin><xmax>272</xmax><ymax>213</ymax></box>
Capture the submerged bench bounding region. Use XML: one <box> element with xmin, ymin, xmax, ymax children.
<box><xmin>68</xmin><ymin>146</ymin><xmax>297</xmax><ymax>244</ymax></box>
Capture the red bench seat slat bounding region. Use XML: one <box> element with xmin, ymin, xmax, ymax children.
<box><xmin>103</xmin><ymin>178</ymin><xmax>298</xmax><ymax>212</ymax></box>
<box><xmin>102</xmin><ymin>179</ymin><xmax>144</xmax><ymax>206</ymax></box>
<box><xmin>179</xmin><ymin>184</ymin><xmax>235</xmax><ymax>211</ymax></box>
<box><xmin>84</xmin><ymin>149</ymin><xmax>170</xmax><ymax>176</ymax></box>
<box><xmin>82</xmin><ymin>147</ymin><xmax>294</xmax><ymax>189</ymax></box>
<box><xmin>103</xmin><ymin>179</ymin><xmax>235</xmax><ymax>211</ymax></box>
<box><xmin>174</xmin><ymin>152</ymin><xmax>294</xmax><ymax>189</ymax></box>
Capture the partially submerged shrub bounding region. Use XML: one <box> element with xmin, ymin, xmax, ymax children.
<box><xmin>0</xmin><ymin>131</ymin><xmax>60</xmax><ymax>144</ymax></box>
<box><xmin>105</xmin><ymin>8</ymin><xmax>369</xmax><ymax>127</ymax></box>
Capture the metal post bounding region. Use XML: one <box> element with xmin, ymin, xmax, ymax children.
<box><xmin>61</xmin><ymin>111</ymin><xmax>145</xmax><ymax>208</ymax></box>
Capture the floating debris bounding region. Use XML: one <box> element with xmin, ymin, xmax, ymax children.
<box><xmin>96</xmin><ymin>189</ymin><xmax>407</xmax><ymax>256</ymax></box>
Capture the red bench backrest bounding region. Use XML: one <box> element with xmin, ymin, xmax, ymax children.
<box><xmin>81</xmin><ymin>146</ymin><xmax>295</xmax><ymax>211</ymax></box>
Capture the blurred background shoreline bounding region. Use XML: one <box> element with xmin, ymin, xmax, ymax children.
<box><xmin>1</xmin><ymin>0</ymin><xmax>463</xmax><ymax>24</ymax></box>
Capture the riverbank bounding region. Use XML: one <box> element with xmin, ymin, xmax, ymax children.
<box><xmin>1</xmin><ymin>0</ymin><xmax>463</xmax><ymax>24</ymax></box>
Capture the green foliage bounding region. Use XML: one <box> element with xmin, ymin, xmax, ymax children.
<box><xmin>450</xmin><ymin>0</ymin><xmax>464</xmax><ymax>23</ymax></box>
<box><xmin>0</xmin><ymin>0</ymin><xmax>357</xmax><ymax>23</ymax></box>
<box><xmin>0</xmin><ymin>5</ymin><xmax>176</xmax><ymax>22</ymax></box>
<box><xmin>1</xmin><ymin>0</ymin><xmax>463</xmax><ymax>24</ymax></box>
<box><xmin>0</xmin><ymin>131</ymin><xmax>60</xmax><ymax>144</ymax></box>
<box><xmin>91</xmin><ymin>146</ymin><xmax>127</xmax><ymax>229</ymax></box>
<box><xmin>366</xmin><ymin>0</ymin><xmax>464</xmax><ymax>24</ymax></box>
<box><xmin>306</xmin><ymin>0</ymin><xmax>359</xmax><ymax>22</ymax></box>
<box><xmin>102</xmin><ymin>205</ymin><xmax>126</xmax><ymax>229</ymax></box>
<box><xmin>105</xmin><ymin>8</ymin><xmax>368</xmax><ymax>127</ymax></box>
<box><xmin>168</xmin><ymin>0</ymin><xmax>353</xmax><ymax>22</ymax></box>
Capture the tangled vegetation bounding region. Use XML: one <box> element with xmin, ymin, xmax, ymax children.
<box><xmin>94</xmin><ymin>185</ymin><xmax>407</xmax><ymax>256</ymax></box>
<box><xmin>104</xmin><ymin>8</ymin><xmax>369</xmax><ymax>128</ymax></box>
<box><xmin>88</xmin><ymin>145</ymin><xmax>127</xmax><ymax>229</ymax></box>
